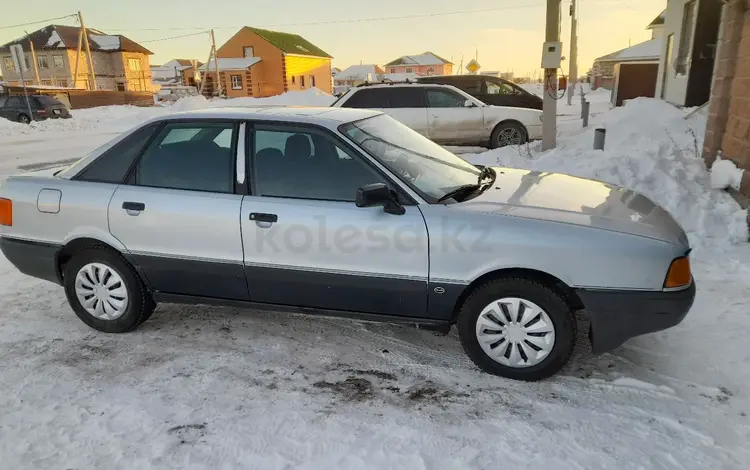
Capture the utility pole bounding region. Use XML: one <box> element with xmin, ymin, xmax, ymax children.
<box><xmin>25</xmin><ymin>31</ymin><xmax>41</xmax><ymax>85</ymax></box>
<box><xmin>210</xmin><ymin>29</ymin><xmax>222</xmax><ymax>97</ymax></box>
<box><xmin>73</xmin><ymin>27</ymin><xmax>82</xmax><ymax>88</ymax></box>
<box><xmin>567</xmin><ymin>0</ymin><xmax>578</xmax><ymax>105</ymax></box>
<box><xmin>543</xmin><ymin>0</ymin><xmax>561</xmax><ymax>150</ymax></box>
<box><xmin>78</xmin><ymin>11</ymin><xmax>96</xmax><ymax>90</ymax></box>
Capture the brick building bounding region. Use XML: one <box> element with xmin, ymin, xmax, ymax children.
<box><xmin>195</xmin><ymin>27</ymin><xmax>333</xmax><ymax>98</ymax></box>
<box><xmin>704</xmin><ymin>0</ymin><xmax>750</xmax><ymax>196</ymax></box>
<box><xmin>0</xmin><ymin>25</ymin><xmax>153</xmax><ymax>91</ymax></box>
<box><xmin>384</xmin><ymin>52</ymin><xmax>453</xmax><ymax>76</ymax></box>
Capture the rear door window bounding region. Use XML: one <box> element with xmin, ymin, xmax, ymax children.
<box><xmin>457</xmin><ymin>78</ymin><xmax>483</xmax><ymax>95</ymax></box>
<box><xmin>384</xmin><ymin>88</ymin><xmax>426</xmax><ymax>108</ymax></box>
<box><xmin>135</xmin><ymin>122</ymin><xmax>236</xmax><ymax>193</ymax></box>
<box><xmin>341</xmin><ymin>88</ymin><xmax>384</xmax><ymax>108</ymax></box>
<box><xmin>35</xmin><ymin>95</ymin><xmax>62</xmax><ymax>106</ymax></box>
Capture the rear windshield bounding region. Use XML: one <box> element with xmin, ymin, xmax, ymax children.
<box><xmin>35</xmin><ymin>96</ymin><xmax>62</xmax><ymax>105</ymax></box>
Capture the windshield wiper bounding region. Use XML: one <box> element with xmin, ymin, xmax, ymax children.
<box><xmin>437</xmin><ymin>184</ymin><xmax>482</xmax><ymax>203</ymax></box>
<box><xmin>437</xmin><ymin>167</ymin><xmax>496</xmax><ymax>203</ymax></box>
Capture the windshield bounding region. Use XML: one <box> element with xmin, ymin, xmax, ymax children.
<box><xmin>340</xmin><ymin>115</ymin><xmax>481</xmax><ymax>202</ymax></box>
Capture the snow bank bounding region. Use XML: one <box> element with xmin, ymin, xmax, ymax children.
<box><xmin>0</xmin><ymin>88</ymin><xmax>336</xmax><ymax>138</ymax></box>
<box><xmin>710</xmin><ymin>154</ymin><xmax>744</xmax><ymax>190</ymax></box>
<box><xmin>464</xmin><ymin>98</ymin><xmax>748</xmax><ymax>254</ymax></box>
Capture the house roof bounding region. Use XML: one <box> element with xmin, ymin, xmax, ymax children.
<box><xmin>647</xmin><ymin>10</ymin><xmax>667</xmax><ymax>29</ymax></box>
<box><xmin>333</xmin><ymin>64</ymin><xmax>386</xmax><ymax>81</ymax></box>
<box><xmin>0</xmin><ymin>25</ymin><xmax>152</xmax><ymax>54</ymax></box>
<box><xmin>385</xmin><ymin>52</ymin><xmax>453</xmax><ymax>67</ymax></box>
<box><xmin>244</xmin><ymin>27</ymin><xmax>332</xmax><ymax>58</ymax></box>
<box><xmin>197</xmin><ymin>57</ymin><xmax>261</xmax><ymax>71</ymax></box>
<box><xmin>595</xmin><ymin>38</ymin><xmax>663</xmax><ymax>64</ymax></box>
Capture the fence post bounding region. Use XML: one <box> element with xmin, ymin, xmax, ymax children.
<box><xmin>582</xmin><ymin>101</ymin><xmax>590</xmax><ymax>127</ymax></box>
<box><xmin>594</xmin><ymin>128</ymin><xmax>606</xmax><ymax>150</ymax></box>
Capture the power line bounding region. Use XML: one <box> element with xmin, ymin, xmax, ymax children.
<box><xmin>138</xmin><ymin>31</ymin><xmax>210</xmax><ymax>44</ymax></box>
<box><xmin>0</xmin><ymin>13</ymin><xmax>78</xmax><ymax>30</ymax></box>
<box><xmin>102</xmin><ymin>4</ymin><xmax>546</xmax><ymax>32</ymax></box>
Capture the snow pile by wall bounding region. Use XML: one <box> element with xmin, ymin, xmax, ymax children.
<box><xmin>464</xmin><ymin>98</ymin><xmax>748</xmax><ymax>254</ymax></box>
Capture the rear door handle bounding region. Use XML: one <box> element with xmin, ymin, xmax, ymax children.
<box><xmin>249</xmin><ymin>212</ymin><xmax>278</xmax><ymax>223</ymax></box>
<box><xmin>122</xmin><ymin>201</ymin><xmax>145</xmax><ymax>211</ymax></box>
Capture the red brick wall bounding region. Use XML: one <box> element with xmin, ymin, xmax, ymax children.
<box><xmin>705</xmin><ymin>0</ymin><xmax>750</xmax><ymax>171</ymax></box>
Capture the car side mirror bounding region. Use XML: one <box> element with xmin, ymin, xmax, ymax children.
<box><xmin>356</xmin><ymin>183</ymin><xmax>405</xmax><ymax>215</ymax></box>
<box><xmin>464</xmin><ymin>99</ymin><xmax>476</xmax><ymax>108</ymax></box>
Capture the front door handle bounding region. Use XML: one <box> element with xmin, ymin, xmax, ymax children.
<box><xmin>122</xmin><ymin>202</ymin><xmax>145</xmax><ymax>211</ymax></box>
<box><xmin>249</xmin><ymin>212</ymin><xmax>278</xmax><ymax>223</ymax></box>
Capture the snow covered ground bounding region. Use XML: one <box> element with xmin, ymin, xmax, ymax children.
<box><xmin>1</xmin><ymin>90</ymin><xmax>749</xmax><ymax>469</ymax></box>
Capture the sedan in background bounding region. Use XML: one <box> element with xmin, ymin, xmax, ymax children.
<box><xmin>332</xmin><ymin>83</ymin><xmax>542</xmax><ymax>148</ymax></box>
<box><xmin>0</xmin><ymin>95</ymin><xmax>71</xmax><ymax>124</ymax></box>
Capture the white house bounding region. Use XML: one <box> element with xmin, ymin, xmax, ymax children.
<box><xmin>655</xmin><ymin>0</ymin><xmax>723</xmax><ymax>107</ymax></box>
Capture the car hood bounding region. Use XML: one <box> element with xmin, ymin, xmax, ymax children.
<box><xmin>455</xmin><ymin>167</ymin><xmax>688</xmax><ymax>246</ymax></box>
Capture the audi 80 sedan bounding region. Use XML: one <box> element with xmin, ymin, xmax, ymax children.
<box><xmin>0</xmin><ymin>107</ymin><xmax>695</xmax><ymax>381</ymax></box>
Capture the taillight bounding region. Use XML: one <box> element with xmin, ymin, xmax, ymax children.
<box><xmin>0</xmin><ymin>198</ymin><xmax>12</xmax><ymax>226</ymax></box>
<box><xmin>664</xmin><ymin>257</ymin><xmax>691</xmax><ymax>289</ymax></box>
<box><xmin>36</xmin><ymin>109</ymin><xmax>47</xmax><ymax>115</ymax></box>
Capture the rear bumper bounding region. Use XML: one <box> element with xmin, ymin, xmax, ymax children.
<box><xmin>0</xmin><ymin>236</ymin><xmax>61</xmax><ymax>284</ymax></box>
<box><xmin>526</xmin><ymin>124</ymin><xmax>542</xmax><ymax>141</ymax></box>
<box><xmin>576</xmin><ymin>282</ymin><xmax>696</xmax><ymax>353</ymax></box>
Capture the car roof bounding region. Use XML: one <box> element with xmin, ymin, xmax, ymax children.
<box><xmin>354</xmin><ymin>82</ymin><xmax>454</xmax><ymax>89</ymax></box>
<box><xmin>150</xmin><ymin>106</ymin><xmax>382</xmax><ymax>125</ymax></box>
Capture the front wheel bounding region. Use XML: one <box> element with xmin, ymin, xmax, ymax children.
<box><xmin>63</xmin><ymin>247</ymin><xmax>155</xmax><ymax>333</ymax></box>
<box><xmin>457</xmin><ymin>277</ymin><xmax>576</xmax><ymax>381</ymax></box>
<box><xmin>17</xmin><ymin>113</ymin><xmax>30</xmax><ymax>124</ymax></box>
<box><xmin>489</xmin><ymin>122</ymin><xmax>527</xmax><ymax>149</ymax></box>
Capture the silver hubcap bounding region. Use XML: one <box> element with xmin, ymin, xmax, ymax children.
<box><xmin>74</xmin><ymin>263</ymin><xmax>129</xmax><ymax>320</ymax></box>
<box><xmin>498</xmin><ymin>128</ymin><xmax>523</xmax><ymax>146</ymax></box>
<box><xmin>475</xmin><ymin>297</ymin><xmax>555</xmax><ymax>368</ymax></box>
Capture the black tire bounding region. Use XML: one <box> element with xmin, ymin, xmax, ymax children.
<box><xmin>489</xmin><ymin>122</ymin><xmax>527</xmax><ymax>149</ymax></box>
<box><xmin>456</xmin><ymin>277</ymin><xmax>576</xmax><ymax>381</ymax></box>
<box><xmin>63</xmin><ymin>246</ymin><xmax>155</xmax><ymax>333</ymax></box>
<box><xmin>17</xmin><ymin>113</ymin><xmax>30</xmax><ymax>124</ymax></box>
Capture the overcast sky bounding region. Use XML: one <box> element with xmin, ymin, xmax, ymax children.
<box><xmin>1</xmin><ymin>0</ymin><xmax>663</xmax><ymax>77</ymax></box>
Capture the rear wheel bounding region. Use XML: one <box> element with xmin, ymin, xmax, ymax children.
<box><xmin>490</xmin><ymin>122</ymin><xmax>527</xmax><ymax>148</ymax></box>
<box><xmin>457</xmin><ymin>277</ymin><xmax>576</xmax><ymax>381</ymax></box>
<box><xmin>63</xmin><ymin>247</ymin><xmax>154</xmax><ymax>333</ymax></box>
<box><xmin>17</xmin><ymin>113</ymin><xmax>30</xmax><ymax>124</ymax></box>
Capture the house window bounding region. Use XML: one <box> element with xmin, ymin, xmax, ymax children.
<box><xmin>301</xmin><ymin>75</ymin><xmax>305</xmax><ymax>87</ymax></box>
<box><xmin>675</xmin><ymin>0</ymin><xmax>696</xmax><ymax>75</ymax></box>
<box><xmin>58</xmin><ymin>80</ymin><xmax>68</xmax><ymax>87</ymax></box>
<box><xmin>405</xmin><ymin>67</ymin><xmax>413</xmax><ymax>73</ymax></box>
<box><xmin>37</xmin><ymin>56</ymin><xmax>49</xmax><ymax>69</ymax></box>
<box><xmin>310</xmin><ymin>75</ymin><xmax>315</xmax><ymax>87</ymax></box>
<box><xmin>3</xmin><ymin>56</ymin><xmax>14</xmax><ymax>71</ymax></box>
<box><xmin>24</xmin><ymin>56</ymin><xmax>31</xmax><ymax>70</ymax></box>
<box><xmin>231</xmin><ymin>74</ymin><xmax>243</xmax><ymax>90</ymax></box>
<box><xmin>53</xmin><ymin>55</ymin><xmax>64</xmax><ymax>69</ymax></box>
<box><xmin>291</xmin><ymin>76</ymin><xmax>296</xmax><ymax>84</ymax></box>
<box><xmin>390</xmin><ymin>68</ymin><xmax>395</xmax><ymax>73</ymax></box>
<box><xmin>243</xmin><ymin>46</ymin><xmax>254</xmax><ymax>58</ymax></box>
<box><xmin>116</xmin><ymin>83</ymin><xmax>126</xmax><ymax>91</ymax></box>
<box><xmin>426</xmin><ymin>67</ymin><xmax>434</xmax><ymax>75</ymax></box>
<box><xmin>128</xmin><ymin>58</ymin><xmax>141</xmax><ymax>71</ymax></box>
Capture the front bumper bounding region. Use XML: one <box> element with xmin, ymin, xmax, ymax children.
<box><xmin>576</xmin><ymin>282</ymin><xmax>696</xmax><ymax>353</ymax></box>
<box><xmin>0</xmin><ymin>236</ymin><xmax>62</xmax><ymax>284</ymax></box>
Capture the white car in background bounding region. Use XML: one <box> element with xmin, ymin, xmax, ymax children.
<box><xmin>331</xmin><ymin>83</ymin><xmax>543</xmax><ymax>148</ymax></box>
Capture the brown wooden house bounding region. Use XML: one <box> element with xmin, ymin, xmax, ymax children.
<box><xmin>195</xmin><ymin>27</ymin><xmax>333</xmax><ymax>98</ymax></box>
